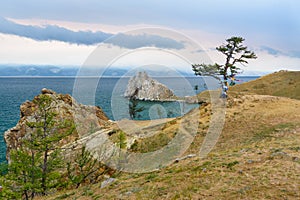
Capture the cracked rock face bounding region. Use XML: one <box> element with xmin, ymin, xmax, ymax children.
<box><xmin>124</xmin><ymin>71</ymin><xmax>175</xmax><ymax>101</ymax></box>
<box><xmin>4</xmin><ymin>88</ymin><xmax>110</xmax><ymax>162</ymax></box>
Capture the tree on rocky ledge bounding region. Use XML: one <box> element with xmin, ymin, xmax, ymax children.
<box><xmin>129</xmin><ymin>97</ymin><xmax>145</xmax><ymax>120</ymax></box>
<box><xmin>67</xmin><ymin>145</ymin><xmax>108</xmax><ymax>189</ymax></box>
<box><xmin>2</xmin><ymin>94</ymin><xmax>74</xmax><ymax>199</ymax></box>
<box><xmin>192</xmin><ymin>36</ymin><xmax>257</xmax><ymax>87</ymax></box>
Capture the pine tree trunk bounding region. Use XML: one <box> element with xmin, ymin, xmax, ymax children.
<box><xmin>41</xmin><ymin>148</ymin><xmax>48</xmax><ymax>195</ymax></box>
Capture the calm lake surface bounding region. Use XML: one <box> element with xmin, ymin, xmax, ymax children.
<box><xmin>0</xmin><ymin>76</ymin><xmax>258</xmax><ymax>162</ymax></box>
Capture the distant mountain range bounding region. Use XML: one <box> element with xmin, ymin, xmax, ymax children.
<box><xmin>0</xmin><ymin>65</ymin><xmax>193</xmax><ymax>77</ymax></box>
<box><xmin>0</xmin><ymin>65</ymin><xmax>130</xmax><ymax>77</ymax></box>
<box><xmin>0</xmin><ymin>65</ymin><xmax>268</xmax><ymax>77</ymax></box>
<box><xmin>0</xmin><ymin>65</ymin><xmax>77</xmax><ymax>76</ymax></box>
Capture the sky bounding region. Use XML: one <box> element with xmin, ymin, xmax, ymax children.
<box><xmin>0</xmin><ymin>0</ymin><xmax>300</xmax><ymax>74</ymax></box>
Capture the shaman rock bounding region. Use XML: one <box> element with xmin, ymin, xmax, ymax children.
<box><xmin>124</xmin><ymin>71</ymin><xmax>176</xmax><ymax>101</ymax></box>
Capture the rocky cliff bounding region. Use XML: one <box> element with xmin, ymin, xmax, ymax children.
<box><xmin>4</xmin><ymin>88</ymin><xmax>110</xmax><ymax>161</ymax></box>
<box><xmin>124</xmin><ymin>71</ymin><xmax>176</xmax><ymax>101</ymax></box>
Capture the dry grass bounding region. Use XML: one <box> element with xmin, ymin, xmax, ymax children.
<box><xmin>229</xmin><ymin>71</ymin><xmax>300</xmax><ymax>100</ymax></box>
<box><xmin>35</xmin><ymin>71</ymin><xmax>300</xmax><ymax>200</ymax></box>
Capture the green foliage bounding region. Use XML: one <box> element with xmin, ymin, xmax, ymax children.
<box><xmin>288</xmin><ymin>146</ymin><xmax>300</xmax><ymax>152</ymax></box>
<box><xmin>192</xmin><ymin>161</ymin><xmax>212</xmax><ymax>172</ymax></box>
<box><xmin>109</xmin><ymin>130</ymin><xmax>127</xmax><ymax>150</ymax></box>
<box><xmin>192</xmin><ymin>36</ymin><xmax>257</xmax><ymax>84</ymax></box>
<box><xmin>145</xmin><ymin>173</ymin><xmax>158</xmax><ymax>181</ymax></box>
<box><xmin>82</xmin><ymin>186</ymin><xmax>94</xmax><ymax>197</ymax></box>
<box><xmin>192</xmin><ymin>63</ymin><xmax>221</xmax><ymax>81</ymax></box>
<box><xmin>194</xmin><ymin>85</ymin><xmax>198</xmax><ymax>92</ymax></box>
<box><xmin>129</xmin><ymin>98</ymin><xmax>145</xmax><ymax>119</ymax></box>
<box><xmin>130</xmin><ymin>131</ymin><xmax>176</xmax><ymax>153</ymax></box>
<box><xmin>6</xmin><ymin>148</ymin><xmax>42</xmax><ymax>199</ymax></box>
<box><xmin>55</xmin><ymin>192</ymin><xmax>75</xmax><ymax>200</ymax></box>
<box><xmin>0</xmin><ymin>162</ymin><xmax>8</xmax><ymax>176</ymax></box>
<box><xmin>89</xmin><ymin>122</ymin><xmax>97</xmax><ymax>134</ymax></box>
<box><xmin>0</xmin><ymin>177</ymin><xmax>21</xmax><ymax>199</ymax></box>
<box><xmin>117</xmin><ymin>131</ymin><xmax>127</xmax><ymax>149</ymax></box>
<box><xmin>67</xmin><ymin>146</ymin><xmax>104</xmax><ymax>189</ymax></box>
<box><xmin>224</xmin><ymin>161</ymin><xmax>239</xmax><ymax>169</ymax></box>
<box><xmin>251</xmin><ymin>123</ymin><xmax>296</xmax><ymax>142</ymax></box>
<box><xmin>3</xmin><ymin>94</ymin><xmax>74</xmax><ymax>199</ymax></box>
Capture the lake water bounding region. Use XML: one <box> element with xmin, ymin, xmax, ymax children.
<box><xmin>0</xmin><ymin>76</ymin><xmax>258</xmax><ymax>163</ymax></box>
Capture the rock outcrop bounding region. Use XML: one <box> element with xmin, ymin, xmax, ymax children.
<box><xmin>4</xmin><ymin>88</ymin><xmax>110</xmax><ymax>161</ymax></box>
<box><xmin>124</xmin><ymin>71</ymin><xmax>176</xmax><ymax>101</ymax></box>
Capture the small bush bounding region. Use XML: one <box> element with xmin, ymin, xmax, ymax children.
<box><xmin>145</xmin><ymin>173</ymin><xmax>158</xmax><ymax>181</ymax></box>
<box><xmin>224</xmin><ymin>161</ymin><xmax>239</xmax><ymax>169</ymax></box>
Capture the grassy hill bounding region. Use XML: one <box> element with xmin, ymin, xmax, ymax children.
<box><xmin>36</xmin><ymin>71</ymin><xmax>300</xmax><ymax>200</ymax></box>
<box><xmin>230</xmin><ymin>70</ymin><xmax>300</xmax><ymax>100</ymax></box>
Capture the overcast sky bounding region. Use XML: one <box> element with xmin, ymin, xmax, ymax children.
<box><xmin>0</xmin><ymin>0</ymin><xmax>299</xmax><ymax>73</ymax></box>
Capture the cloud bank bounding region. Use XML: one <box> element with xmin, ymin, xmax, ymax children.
<box><xmin>104</xmin><ymin>33</ymin><xmax>184</xmax><ymax>49</ymax></box>
<box><xmin>260</xmin><ymin>46</ymin><xmax>300</xmax><ymax>59</ymax></box>
<box><xmin>0</xmin><ymin>17</ymin><xmax>112</xmax><ymax>45</ymax></box>
<box><xmin>0</xmin><ymin>17</ymin><xmax>184</xmax><ymax>49</ymax></box>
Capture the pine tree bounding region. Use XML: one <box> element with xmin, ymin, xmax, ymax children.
<box><xmin>117</xmin><ymin>131</ymin><xmax>127</xmax><ymax>150</ymax></box>
<box><xmin>4</xmin><ymin>94</ymin><xmax>74</xmax><ymax>198</ymax></box>
<box><xmin>6</xmin><ymin>148</ymin><xmax>41</xmax><ymax>199</ymax></box>
<box><xmin>67</xmin><ymin>146</ymin><xmax>105</xmax><ymax>189</ymax></box>
<box><xmin>192</xmin><ymin>36</ymin><xmax>257</xmax><ymax>86</ymax></box>
<box><xmin>129</xmin><ymin>98</ymin><xmax>145</xmax><ymax>119</ymax></box>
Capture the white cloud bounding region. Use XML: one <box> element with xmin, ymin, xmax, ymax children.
<box><xmin>0</xmin><ymin>20</ymin><xmax>299</xmax><ymax>74</ymax></box>
<box><xmin>0</xmin><ymin>33</ymin><xmax>96</xmax><ymax>65</ymax></box>
<box><xmin>252</xmin><ymin>51</ymin><xmax>300</xmax><ymax>72</ymax></box>
<box><xmin>8</xmin><ymin>18</ymin><xmax>150</xmax><ymax>34</ymax></box>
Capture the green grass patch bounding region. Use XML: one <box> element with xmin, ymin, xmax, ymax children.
<box><xmin>222</xmin><ymin>161</ymin><xmax>239</xmax><ymax>170</ymax></box>
<box><xmin>130</xmin><ymin>131</ymin><xmax>176</xmax><ymax>153</ymax></box>
<box><xmin>288</xmin><ymin>146</ymin><xmax>300</xmax><ymax>151</ymax></box>
<box><xmin>250</xmin><ymin>123</ymin><xmax>296</xmax><ymax>142</ymax></box>
<box><xmin>109</xmin><ymin>130</ymin><xmax>127</xmax><ymax>149</ymax></box>
<box><xmin>145</xmin><ymin>173</ymin><xmax>158</xmax><ymax>181</ymax></box>
<box><xmin>82</xmin><ymin>186</ymin><xmax>94</xmax><ymax>196</ymax></box>
<box><xmin>55</xmin><ymin>192</ymin><xmax>75</xmax><ymax>199</ymax></box>
<box><xmin>192</xmin><ymin>161</ymin><xmax>212</xmax><ymax>172</ymax></box>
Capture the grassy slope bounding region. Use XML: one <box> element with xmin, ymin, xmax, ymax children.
<box><xmin>230</xmin><ymin>70</ymin><xmax>300</xmax><ymax>100</ymax></box>
<box><xmin>37</xmin><ymin>71</ymin><xmax>300</xmax><ymax>200</ymax></box>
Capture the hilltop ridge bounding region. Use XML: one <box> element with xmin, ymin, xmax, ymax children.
<box><xmin>230</xmin><ymin>70</ymin><xmax>300</xmax><ymax>100</ymax></box>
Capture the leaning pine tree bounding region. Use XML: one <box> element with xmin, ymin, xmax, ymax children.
<box><xmin>192</xmin><ymin>36</ymin><xmax>257</xmax><ymax>90</ymax></box>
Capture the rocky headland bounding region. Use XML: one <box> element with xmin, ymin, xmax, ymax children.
<box><xmin>4</xmin><ymin>88</ymin><xmax>110</xmax><ymax>162</ymax></box>
<box><xmin>124</xmin><ymin>71</ymin><xmax>207</xmax><ymax>104</ymax></box>
<box><xmin>124</xmin><ymin>71</ymin><xmax>176</xmax><ymax>101</ymax></box>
